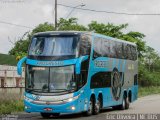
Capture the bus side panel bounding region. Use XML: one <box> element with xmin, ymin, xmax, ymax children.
<box><xmin>86</xmin><ymin>33</ymin><xmax>138</xmax><ymax>110</ymax></box>
<box><xmin>124</xmin><ymin>59</ymin><xmax>138</xmax><ymax>102</ymax></box>
<box><xmin>131</xmin><ymin>85</ymin><xmax>138</xmax><ymax>102</ymax></box>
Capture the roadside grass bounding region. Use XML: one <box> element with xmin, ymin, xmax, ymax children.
<box><xmin>138</xmin><ymin>86</ymin><xmax>160</xmax><ymax>97</ymax></box>
<box><xmin>0</xmin><ymin>100</ymin><xmax>24</xmax><ymax>115</ymax></box>
<box><xmin>0</xmin><ymin>94</ymin><xmax>24</xmax><ymax>115</ymax></box>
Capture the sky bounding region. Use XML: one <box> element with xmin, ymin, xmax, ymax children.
<box><xmin>0</xmin><ymin>0</ymin><xmax>160</xmax><ymax>54</ymax></box>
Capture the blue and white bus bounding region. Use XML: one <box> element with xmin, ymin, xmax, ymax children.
<box><xmin>17</xmin><ymin>31</ymin><xmax>138</xmax><ymax>118</ymax></box>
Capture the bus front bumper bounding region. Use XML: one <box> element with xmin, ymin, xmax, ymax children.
<box><xmin>24</xmin><ymin>99</ymin><xmax>81</xmax><ymax>114</ymax></box>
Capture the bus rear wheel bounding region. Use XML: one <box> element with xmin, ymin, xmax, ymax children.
<box><xmin>120</xmin><ymin>96</ymin><xmax>130</xmax><ymax>110</ymax></box>
<box><xmin>125</xmin><ymin>97</ymin><xmax>130</xmax><ymax>109</ymax></box>
<box><xmin>113</xmin><ymin>95</ymin><xmax>130</xmax><ymax>110</ymax></box>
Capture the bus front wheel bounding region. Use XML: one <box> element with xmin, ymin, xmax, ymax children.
<box><xmin>40</xmin><ymin>113</ymin><xmax>52</xmax><ymax>118</ymax></box>
<box><xmin>40</xmin><ymin>113</ymin><xmax>60</xmax><ymax>118</ymax></box>
<box><xmin>84</xmin><ymin>98</ymin><xmax>94</xmax><ymax>116</ymax></box>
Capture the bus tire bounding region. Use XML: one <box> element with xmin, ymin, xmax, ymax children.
<box><xmin>40</xmin><ymin>113</ymin><xmax>52</xmax><ymax>118</ymax></box>
<box><xmin>120</xmin><ymin>95</ymin><xmax>129</xmax><ymax>110</ymax></box>
<box><xmin>93</xmin><ymin>97</ymin><xmax>101</xmax><ymax>115</ymax></box>
<box><xmin>52</xmin><ymin>113</ymin><xmax>60</xmax><ymax>117</ymax></box>
<box><xmin>112</xmin><ymin>105</ymin><xmax>121</xmax><ymax>110</ymax></box>
<box><xmin>125</xmin><ymin>97</ymin><xmax>130</xmax><ymax>109</ymax></box>
<box><xmin>84</xmin><ymin>97</ymin><xmax>94</xmax><ymax>116</ymax></box>
<box><xmin>120</xmin><ymin>97</ymin><xmax>126</xmax><ymax>110</ymax></box>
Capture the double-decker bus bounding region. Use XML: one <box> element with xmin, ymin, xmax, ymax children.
<box><xmin>17</xmin><ymin>31</ymin><xmax>138</xmax><ymax>118</ymax></box>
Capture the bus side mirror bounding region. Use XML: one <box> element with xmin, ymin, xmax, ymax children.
<box><xmin>17</xmin><ymin>56</ymin><xmax>27</xmax><ymax>75</ymax></box>
<box><xmin>75</xmin><ymin>55</ymin><xmax>89</xmax><ymax>74</ymax></box>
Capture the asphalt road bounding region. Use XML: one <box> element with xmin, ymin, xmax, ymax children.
<box><xmin>3</xmin><ymin>94</ymin><xmax>160</xmax><ymax>120</ymax></box>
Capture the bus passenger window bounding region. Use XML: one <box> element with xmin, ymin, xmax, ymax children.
<box><xmin>93</xmin><ymin>38</ymin><xmax>102</xmax><ymax>58</ymax></box>
<box><xmin>127</xmin><ymin>45</ymin><xmax>133</xmax><ymax>60</ymax></box>
<box><xmin>30</xmin><ymin>38</ymin><xmax>45</xmax><ymax>55</ymax></box>
<box><xmin>122</xmin><ymin>43</ymin><xmax>125</xmax><ymax>59</ymax></box>
<box><xmin>80</xmin><ymin>35</ymin><xmax>91</xmax><ymax>56</ymax></box>
<box><xmin>131</xmin><ymin>46</ymin><xmax>137</xmax><ymax>60</ymax></box>
<box><xmin>110</xmin><ymin>41</ymin><xmax>117</xmax><ymax>58</ymax></box>
<box><xmin>123</xmin><ymin>44</ymin><xmax>129</xmax><ymax>59</ymax></box>
<box><xmin>114</xmin><ymin>42</ymin><xmax>123</xmax><ymax>59</ymax></box>
<box><xmin>91</xmin><ymin>72</ymin><xmax>111</xmax><ymax>88</ymax></box>
<box><xmin>101</xmin><ymin>40</ymin><xmax>110</xmax><ymax>57</ymax></box>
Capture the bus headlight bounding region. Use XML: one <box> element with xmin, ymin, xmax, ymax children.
<box><xmin>63</xmin><ymin>95</ymin><xmax>80</xmax><ymax>103</ymax></box>
<box><xmin>24</xmin><ymin>96</ymin><xmax>33</xmax><ymax>102</ymax></box>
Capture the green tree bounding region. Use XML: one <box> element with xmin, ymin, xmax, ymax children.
<box><xmin>88</xmin><ymin>21</ymin><xmax>128</xmax><ymax>38</ymax></box>
<box><xmin>9</xmin><ymin>22</ymin><xmax>54</xmax><ymax>58</ymax></box>
<box><xmin>32</xmin><ymin>22</ymin><xmax>54</xmax><ymax>34</ymax></box>
<box><xmin>58</xmin><ymin>18</ymin><xmax>87</xmax><ymax>31</ymax></box>
<box><xmin>143</xmin><ymin>46</ymin><xmax>160</xmax><ymax>72</ymax></box>
<box><xmin>9</xmin><ymin>18</ymin><xmax>146</xmax><ymax>60</ymax></box>
<box><xmin>88</xmin><ymin>21</ymin><xmax>146</xmax><ymax>57</ymax></box>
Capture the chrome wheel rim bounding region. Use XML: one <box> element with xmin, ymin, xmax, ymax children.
<box><xmin>96</xmin><ymin>100</ymin><xmax>100</xmax><ymax>113</ymax></box>
<box><xmin>88</xmin><ymin>100</ymin><xmax>93</xmax><ymax>114</ymax></box>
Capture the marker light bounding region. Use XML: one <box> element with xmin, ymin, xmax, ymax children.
<box><xmin>71</xmin><ymin>106</ymin><xmax>76</xmax><ymax>110</ymax></box>
<box><xmin>25</xmin><ymin>106</ymin><xmax>31</xmax><ymax>109</ymax></box>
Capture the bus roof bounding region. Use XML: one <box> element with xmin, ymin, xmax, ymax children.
<box><xmin>33</xmin><ymin>31</ymin><xmax>88</xmax><ymax>36</ymax></box>
<box><xmin>92</xmin><ymin>32</ymin><xmax>137</xmax><ymax>46</ymax></box>
<box><xmin>33</xmin><ymin>31</ymin><xmax>136</xmax><ymax>46</ymax></box>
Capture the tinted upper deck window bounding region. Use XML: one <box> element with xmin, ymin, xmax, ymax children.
<box><xmin>29</xmin><ymin>36</ymin><xmax>79</xmax><ymax>57</ymax></box>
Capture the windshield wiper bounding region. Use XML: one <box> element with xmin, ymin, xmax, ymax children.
<box><xmin>26</xmin><ymin>88</ymin><xmax>34</xmax><ymax>93</ymax></box>
<box><xmin>49</xmin><ymin>89</ymin><xmax>75</xmax><ymax>93</ymax></box>
<box><xmin>26</xmin><ymin>88</ymin><xmax>43</xmax><ymax>93</ymax></box>
<box><xmin>50</xmin><ymin>89</ymin><xmax>67</xmax><ymax>91</ymax></box>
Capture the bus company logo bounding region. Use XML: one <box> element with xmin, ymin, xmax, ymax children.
<box><xmin>35</xmin><ymin>96</ymin><xmax>41</xmax><ymax>100</ymax></box>
<box><xmin>94</xmin><ymin>60</ymin><xmax>107</xmax><ymax>68</ymax></box>
<box><xmin>32</xmin><ymin>95</ymin><xmax>40</xmax><ymax>100</ymax></box>
<box><xmin>111</xmin><ymin>71</ymin><xmax>122</xmax><ymax>101</ymax></box>
<box><xmin>36</xmin><ymin>61</ymin><xmax>64</xmax><ymax>66</ymax></box>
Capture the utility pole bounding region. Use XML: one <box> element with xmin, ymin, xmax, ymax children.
<box><xmin>55</xmin><ymin>0</ymin><xmax>57</xmax><ymax>30</ymax></box>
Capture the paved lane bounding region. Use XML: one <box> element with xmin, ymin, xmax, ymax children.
<box><xmin>3</xmin><ymin>94</ymin><xmax>160</xmax><ymax>120</ymax></box>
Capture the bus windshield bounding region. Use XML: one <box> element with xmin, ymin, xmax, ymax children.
<box><xmin>26</xmin><ymin>65</ymin><xmax>77</xmax><ymax>93</ymax></box>
<box><xmin>29</xmin><ymin>36</ymin><xmax>79</xmax><ymax>57</ymax></box>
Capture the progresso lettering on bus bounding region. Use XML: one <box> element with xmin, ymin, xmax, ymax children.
<box><xmin>36</xmin><ymin>61</ymin><xmax>64</xmax><ymax>66</ymax></box>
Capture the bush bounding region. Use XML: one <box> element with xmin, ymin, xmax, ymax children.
<box><xmin>139</xmin><ymin>63</ymin><xmax>160</xmax><ymax>87</ymax></box>
<box><xmin>0</xmin><ymin>100</ymin><xmax>24</xmax><ymax>115</ymax></box>
<box><xmin>139</xmin><ymin>86</ymin><xmax>160</xmax><ymax>97</ymax></box>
